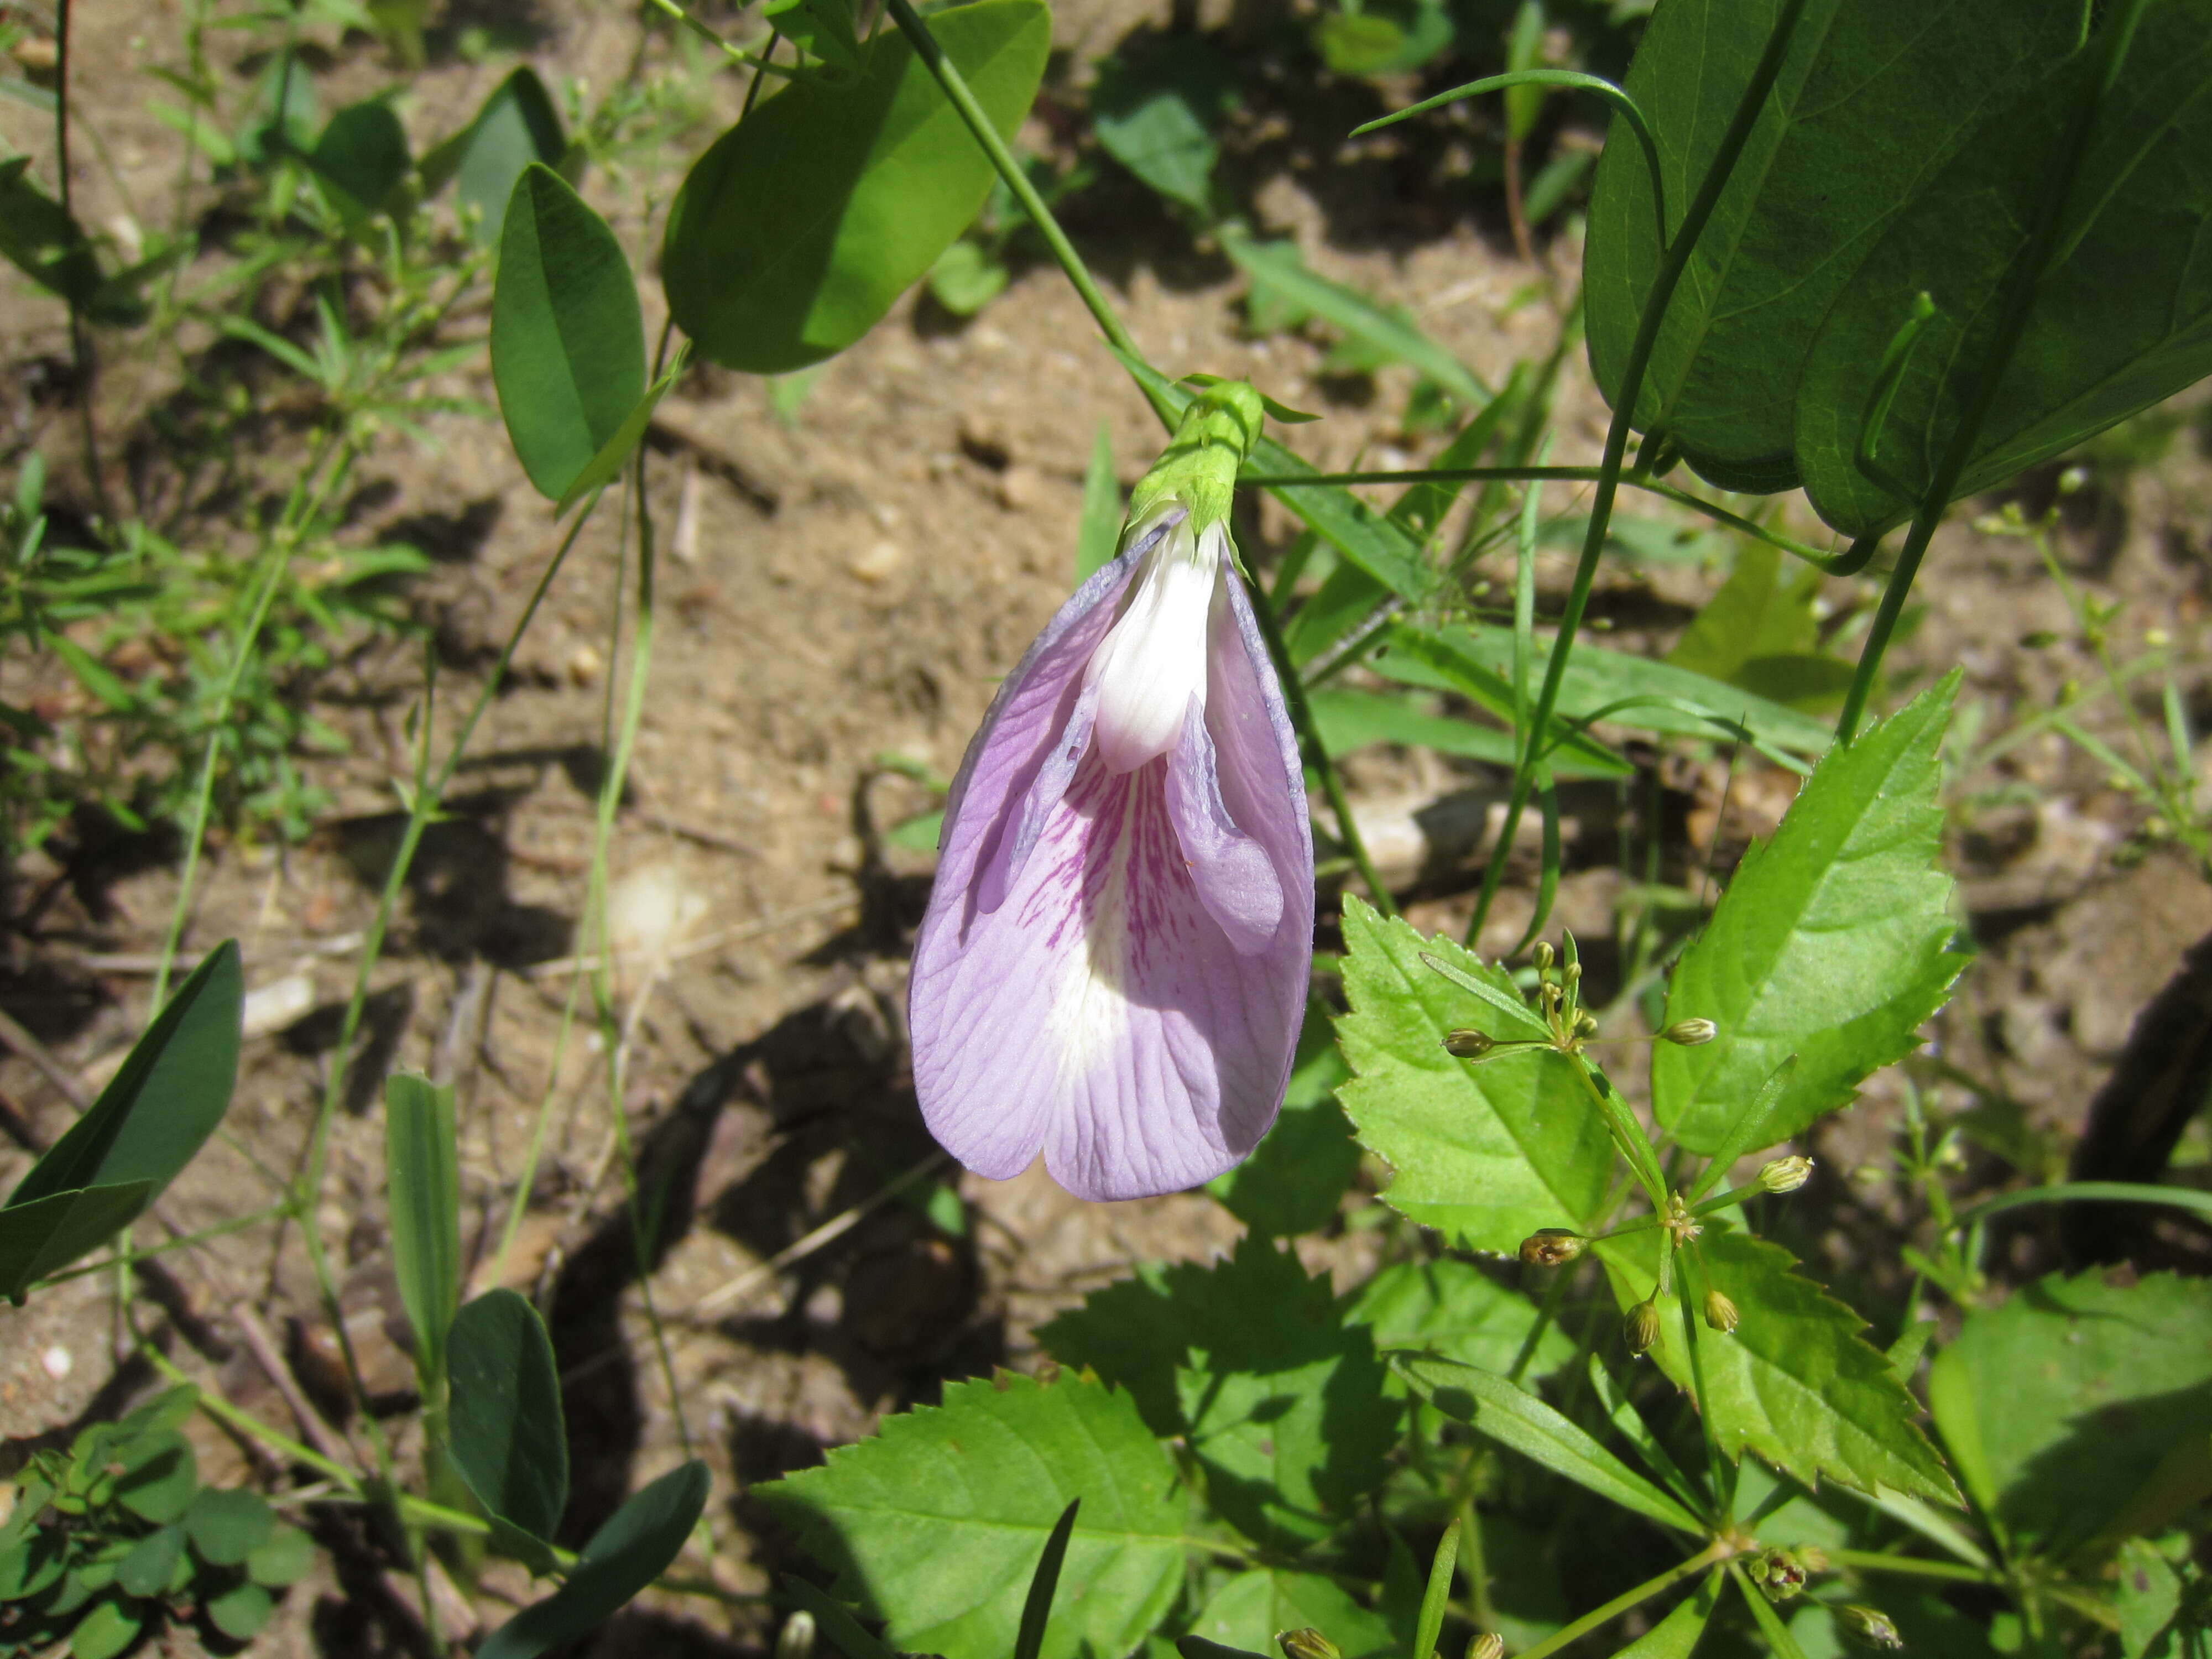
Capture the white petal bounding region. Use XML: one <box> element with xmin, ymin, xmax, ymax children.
<box><xmin>1085</xmin><ymin>518</ymin><xmax>1217</xmax><ymax>774</ymax></box>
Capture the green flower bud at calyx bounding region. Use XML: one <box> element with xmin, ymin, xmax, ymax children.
<box><xmin>1760</xmin><ymin>1155</ymin><xmax>1814</xmax><ymax>1193</ymax></box>
<box><xmin>1625</xmin><ymin>1298</ymin><xmax>1661</xmax><ymax>1354</ymax></box>
<box><xmin>1443</xmin><ymin>1028</ymin><xmax>1495</xmax><ymax>1059</ymax></box>
<box><xmin>1277</xmin><ymin>1629</ymin><xmax>1340</xmax><ymax>1659</ymax></box>
<box><xmin>1519</xmin><ymin>1228</ymin><xmax>1585</xmax><ymax>1266</ymax></box>
<box><xmin>1704</xmin><ymin>1288</ymin><xmax>1740</xmax><ymax>1334</ymax></box>
<box><xmin>1661</xmin><ymin>1017</ymin><xmax>1718</xmax><ymax>1046</ymax></box>
<box><xmin>1126</xmin><ymin>380</ymin><xmax>1266</xmax><ymax>536</ymax></box>
<box><xmin>1466</xmin><ymin>1636</ymin><xmax>1505</xmax><ymax>1659</ymax></box>
<box><xmin>1839</xmin><ymin>1605</ymin><xmax>1903</xmax><ymax>1650</ymax></box>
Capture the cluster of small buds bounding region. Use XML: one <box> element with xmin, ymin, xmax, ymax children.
<box><xmin>1466</xmin><ymin>1635</ymin><xmax>1505</xmax><ymax>1659</ymax></box>
<box><xmin>1519</xmin><ymin>1228</ymin><xmax>1585</xmax><ymax>1266</ymax></box>
<box><xmin>1278</xmin><ymin>1630</ymin><xmax>1340</xmax><ymax>1659</ymax></box>
<box><xmin>1661</xmin><ymin>1192</ymin><xmax>1703</xmax><ymax>1246</ymax></box>
<box><xmin>1745</xmin><ymin>1546</ymin><xmax>1828</xmax><ymax>1601</ymax></box>
<box><xmin>1760</xmin><ymin>1155</ymin><xmax>1814</xmax><ymax>1193</ymax></box>
<box><xmin>1624</xmin><ymin>1297</ymin><xmax>1662</xmax><ymax>1354</ymax></box>
<box><xmin>1703</xmin><ymin>1289</ymin><xmax>1740</xmax><ymax>1334</ymax></box>
<box><xmin>1839</xmin><ymin>1605</ymin><xmax>1903</xmax><ymax>1650</ymax></box>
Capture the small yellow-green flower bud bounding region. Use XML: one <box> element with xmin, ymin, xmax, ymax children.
<box><xmin>1519</xmin><ymin>1228</ymin><xmax>1585</xmax><ymax>1267</ymax></box>
<box><xmin>1703</xmin><ymin>1289</ymin><xmax>1740</xmax><ymax>1334</ymax></box>
<box><xmin>1625</xmin><ymin>1297</ymin><xmax>1662</xmax><ymax>1354</ymax></box>
<box><xmin>776</xmin><ymin>1611</ymin><xmax>817</xmax><ymax>1659</ymax></box>
<box><xmin>1278</xmin><ymin>1630</ymin><xmax>1341</xmax><ymax>1659</ymax></box>
<box><xmin>1465</xmin><ymin>1636</ymin><xmax>1505</xmax><ymax>1659</ymax></box>
<box><xmin>1759</xmin><ymin>1155</ymin><xmax>1814</xmax><ymax>1193</ymax></box>
<box><xmin>1838</xmin><ymin>1605</ymin><xmax>1902</xmax><ymax>1650</ymax></box>
<box><xmin>1573</xmin><ymin>1009</ymin><xmax>1599</xmax><ymax>1038</ymax></box>
<box><xmin>1533</xmin><ymin>942</ymin><xmax>1554</xmax><ymax>972</ymax></box>
<box><xmin>1661</xmin><ymin>1018</ymin><xmax>1718</xmax><ymax>1046</ymax></box>
<box><xmin>1443</xmin><ymin>1029</ymin><xmax>1495</xmax><ymax>1059</ymax></box>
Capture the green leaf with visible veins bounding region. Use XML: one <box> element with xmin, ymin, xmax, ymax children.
<box><xmin>1653</xmin><ymin>675</ymin><xmax>1966</xmax><ymax>1157</ymax></box>
<box><xmin>1191</xmin><ymin>1571</ymin><xmax>1395</xmax><ymax>1659</ymax></box>
<box><xmin>1038</xmin><ymin>1236</ymin><xmax>1396</xmax><ymax>1550</ymax></box>
<box><xmin>1336</xmin><ymin>899</ymin><xmax>1613</xmax><ymax>1254</ymax></box>
<box><xmin>1583</xmin><ymin>0</ymin><xmax>2086</xmax><ymax>494</ymax></box>
<box><xmin>1595</xmin><ymin>1224</ymin><xmax>1957</xmax><ymax>1505</ymax></box>
<box><xmin>1926</xmin><ymin>1271</ymin><xmax>2212</xmax><ymax>1554</ymax></box>
<box><xmin>758</xmin><ymin>1372</ymin><xmax>1185</xmax><ymax>1659</ymax></box>
<box><xmin>1345</xmin><ymin>1258</ymin><xmax>1574</xmax><ymax>1385</ymax></box>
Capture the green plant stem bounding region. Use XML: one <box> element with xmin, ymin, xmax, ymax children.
<box><xmin>52</xmin><ymin>0</ymin><xmax>110</xmax><ymax>527</ymax></box>
<box><xmin>1244</xmin><ymin>564</ymin><xmax>1397</xmax><ymax>916</ymax></box>
<box><xmin>1236</xmin><ymin>468</ymin><xmax>1838</xmax><ymax>568</ymax></box>
<box><xmin>1950</xmin><ymin>1179</ymin><xmax>2212</xmax><ymax>1229</ymax></box>
<box><xmin>1463</xmin><ymin>0</ymin><xmax>1808</xmax><ymax>949</ymax></box>
<box><xmin>1834</xmin><ymin>0</ymin><xmax>2150</xmax><ymax>743</ymax></box>
<box><xmin>31</xmin><ymin>1202</ymin><xmax>290</xmax><ymax>1291</ymax></box>
<box><xmin>1515</xmin><ymin>1541</ymin><xmax>1731</xmax><ymax>1659</ymax></box>
<box><xmin>648</xmin><ymin>0</ymin><xmax>801</xmax><ymax>76</ymax></box>
<box><xmin>881</xmin><ymin>0</ymin><xmax>1140</xmax><ymax>370</ymax></box>
<box><xmin>1826</xmin><ymin>1548</ymin><xmax>2002</xmax><ymax>1585</ymax></box>
<box><xmin>1671</xmin><ymin>1244</ymin><xmax>1734</xmax><ymax>1524</ymax></box>
<box><xmin>1565</xmin><ymin>1054</ymin><xmax>1666</xmax><ymax>1210</ymax></box>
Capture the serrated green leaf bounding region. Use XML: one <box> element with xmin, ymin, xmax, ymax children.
<box><xmin>448</xmin><ymin>1289</ymin><xmax>569</xmax><ymax>1545</ymax></box>
<box><xmin>385</xmin><ymin>1073</ymin><xmax>461</xmax><ymax>1396</ymax></box>
<box><xmin>186</xmin><ymin>1487</ymin><xmax>273</xmax><ymax>1566</ymax></box>
<box><xmin>664</xmin><ymin>0</ymin><xmax>1050</xmax><ymax>373</ymax></box>
<box><xmin>1926</xmin><ymin>1271</ymin><xmax>2212</xmax><ymax>1553</ymax></box>
<box><xmin>478</xmin><ymin>1461</ymin><xmax>708</xmax><ymax>1659</ymax></box>
<box><xmin>1795</xmin><ymin>2</ymin><xmax>2212</xmax><ymax>538</ymax></box>
<box><xmin>491</xmin><ymin>164</ymin><xmax>645</xmax><ymax>503</ymax></box>
<box><xmin>1335</xmin><ymin>900</ymin><xmax>1613</xmax><ymax>1254</ymax></box>
<box><xmin>1394</xmin><ymin>1353</ymin><xmax>1705</xmax><ymax>1535</ymax></box>
<box><xmin>1347</xmin><ymin>1258</ymin><xmax>1573</xmax><ymax>1384</ymax></box>
<box><xmin>1584</xmin><ymin>0</ymin><xmax>2084</xmax><ymax>493</ymax></box>
<box><xmin>759</xmin><ymin>1372</ymin><xmax>1183</xmax><ymax>1659</ymax></box>
<box><xmin>1037</xmin><ymin>1237</ymin><xmax>1394</xmax><ymax>1548</ymax></box>
<box><xmin>1655</xmin><ymin>677</ymin><xmax>1965</xmax><ymax>1156</ymax></box>
<box><xmin>1595</xmin><ymin>1225</ymin><xmax>1957</xmax><ymax>1505</ymax></box>
<box><xmin>1191</xmin><ymin>1571</ymin><xmax>1395</xmax><ymax>1659</ymax></box>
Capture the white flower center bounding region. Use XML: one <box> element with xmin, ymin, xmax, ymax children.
<box><xmin>1084</xmin><ymin>517</ymin><xmax>1222</xmax><ymax>774</ymax></box>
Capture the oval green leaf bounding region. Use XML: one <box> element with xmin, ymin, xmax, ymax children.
<box><xmin>491</xmin><ymin>164</ymin><xmax>646</xmax><ymax>503</ymax></box>
<box><xmin>662</xmin><ymin>0</ymin><xmax>1051</xmax><ymax>374</ymax></box>
<box><xmin>448</xmin><ymin>1288</ymin><xmax>570</xmax><ymax>1543</ymax></box>
<box><xmin>184</xmin><ymin>1487</ymin><xmax>274</xmax><ymax>1567</ymax></box>
<box><xmin>422</xmin><ymin>66</ymin><xmax>568</xmax><ymax>243</ymax></box>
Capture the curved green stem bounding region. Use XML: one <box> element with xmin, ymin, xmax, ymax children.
<box><xmin>1465</xmin><ymin>0</ymin><xmax>1809</xmax><ymax>948</ymax></box>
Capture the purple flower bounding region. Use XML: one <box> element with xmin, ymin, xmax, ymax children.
<box><xmin>909</xmin><ymin>503</ymin><xmax>1314</xmax><ymax>1200</ymax></box>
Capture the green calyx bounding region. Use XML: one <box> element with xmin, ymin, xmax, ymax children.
<box><xmin>1125</xmin><ymin>378</ymin><xmax>1266</xmax><ymax>533</ymax></box>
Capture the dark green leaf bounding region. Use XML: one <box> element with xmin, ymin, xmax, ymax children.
<box><xmin>425</xmin><ymin>67</ymin><xmax>566</xmax><ymax>242</ymax></box>
<box><xmin>553</xmin><ymin>358</ymin><xmax>684</xmax><ymax>517</ymax></box>
<box><xmin>478</xmin><ymin>1461</ymin><xmax>709</xmax><ymax>1659</ymax></box>
<box><xmin>206</xmin><ymin>1579</ymin><xmax>274</xmax><ymax>1641</ymax></box>
<box><xmin>113</xmin><ymin>1431</ymin><xmax>196</xmax><ymax>1525</ymax></box>
<box><xmin>448</xmin><ymin>1289</ymin><xmax>570</xmax><ymax>1543</ymax></box>
<box><xmin>1394</xmin><ymin>1353</ymin><xmax>1705</xmax><ymax>1535</ymax></box>
<box><xmin>664</xmin><ymin>0</ymin><xmax>1051</xmax><ymax>373</ymax></box>
<box><xmin>1335</xmin><ymin>899</ymin><xmax>1613</xmax><ymax>1254</ymax></box>
<box><xmin>311</xmin><ymin>98</ymin><xmax>410</xmax><ymax>225</ymax></box>
<box><xmin>1346</xmin><ymin>1257</ymin><xmax>1574</xmax><ymax>1384</ymax></box>
<box><xmin>385</xmin><ymin>1073</ymin><xmax>462</xmax><ymax>1396</ymax></box>
<box><xmin>1</xmin><ymin>941</ymin><xmax>242</xmax><ymax>1295</ymax></box>
<box><xmin>491</xmin><ymin>164</ymin><xmax>645</xmax><ymax>503</ymax></box>
<box><xmin>1191</xmin><ymin>1571</ymin><xmax>1395</xmax><ymax>1659</ymax></box>
<box><xmin>1037</xmin><ymin>1237</ymin><xmax>1395</xmax><ymax>1549</ymax></box>
<box><xmin>1926</xmin><ymin>1270</ymin><xmax>2212</xmax><ymax>1552</ymax></box>
<box><xmin>1012</xmin><ymin>1500</ymin><xmax>1077</xmax><ymax>1659</ymax></box>
<box><xmin>760</xmin><ymin>1374</ymin><xmax>1182</xmax><ymax>1659</ymax></box>
<box><xmin>1794</xmin><ymin>3</ymin><xmax>2212</xmax><ymax>537</ymax></box>
<box><xmin>1653</xmin><ymin>677</ymin><xmax>1965</xmax><ymax>1156</ymax></box>
<box><xmin>1584</xmin><ymin>0</ymin><xmax>2085</xmax><ymax>493</ymax></box>
<box><xmin>1091</xmin><ymin>37</ymin><xmax>1233</xmax><ymax>212</ymax></box>
<box><xmin>0</xmin><ymin>156</ymin><xmax>102</xmax><ymax>309</ymax></box>
<box><xmin>117</xmin><ymin>1528</ymin><xmax>185</xmax><ymax>1600</ymax></box>
<box><xmin>764</xmin><ymin>0</ymin><xmax>861</xmax><ymax>71</ymax></box>
<box><xmin>246</xmin><ymin>1523</ymin><xmax>316</xmax><ymax>1589</ymax></box>
<box><xmin>0</xmin><ymin>1182</ymin><xmax>153</xmax><ymax>1302</ymax></box>
<box><xmin>185</xmin><ymin>1487</ymin><xmax>273</xmax><ymax>1567</ymax></box>
<box><xmin>1596</xmin><ymin>1224</ymin><xmax>1958</xmax><ymax>1504</ymax></box>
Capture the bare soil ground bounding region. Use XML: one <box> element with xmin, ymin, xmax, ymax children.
<box><xmin>3</xmin><ymin>2</ymin><xmax>2210</xmax><ymax>1654</ymax></box>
